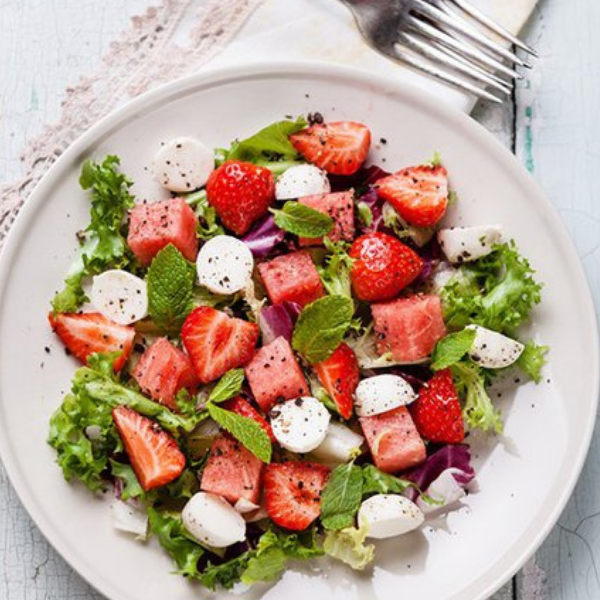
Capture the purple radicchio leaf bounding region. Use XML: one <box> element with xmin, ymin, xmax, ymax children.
<box><xmin>258</xmin><ymin>301</ymin><xmax>302</xmax><ymax>345</ymax></box>
<box><xmin>357</xmin><ymin>186</ymin><xmax>386</xmax><ymax>234</ymax></box>
<box><xmin>404</xmin><ymin>444</ymin><xmax>475</xmax><ymax>500</ymax></box>
<box><xmin>241</xmin><ymin>214</ymin><xmax>285</xmax><ymax>258</ymax></box>
<box><xmin>329</xmin><ymin>164</ymin><xmax>391</xmax><ymax>192</ymax></box>
<box><xmin>414</xmin><ymin>237</ymin><xmax>443</xmax><ymax>285</ymax></box>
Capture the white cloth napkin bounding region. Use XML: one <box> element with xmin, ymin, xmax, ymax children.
<box><xmin>210</xmin><ymin>0</ymin><xmax>539</xmax><ymax>113</ymax></box>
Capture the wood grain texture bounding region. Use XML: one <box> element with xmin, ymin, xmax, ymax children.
<box><xmin>0</xmin><ymin>0</ymin><xmax>598</xmax><ymax>599</ymax></box>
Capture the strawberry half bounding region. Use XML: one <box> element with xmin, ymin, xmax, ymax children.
<box><xmin>181</xmin><ymin>306</ymin><xmax>259</xmax><ymax>384</ymax></box>
<box><xmin>349</xmin><ymin>232</ymin><xmax>423</xmax><ymax>302</ymax></box>
<box><xmin>222</xmin><ymin>396</ymin><xmax>276</xmax><ymax>443</ymax></box>
<box><xmin>410</xmin><ymin>369</ymin><xmax>465</xmax><ymax>443</ymax></box>
<box><xmin>206</xmin><ymin>160</ymin><xmax>275</xmax><ymax>235</ymax></box>
<box><xmin>112</xmin><ymin>406</ymin><xmax>186</xmax><ymax>491</ymax></box>
<box><xmin>264</xmin><ymin>461</ymin><xmax>330</xmax><ymax>531</ymax></box>
<box><xmin>375</xmin><ymin>164</ymin><xmax>449</xmax><ymax>227</ymax></box>
<box><xmin>314</xmin><ymin>343</ymin><xmax>359</xmax><ymax>419</ymax></box>
<box><xmin>48</xmin><ymin>312</ymin><xmax>135</xmax><ymax>371</ymax></box>
<box><xmin>290</xmin><ymin>121</ymin><xmax>371</xmax><ymax>175</ymax></box>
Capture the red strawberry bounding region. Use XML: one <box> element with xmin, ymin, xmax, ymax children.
<box><xmin>290</xmin><ymin>122</ymin><xmax>371</xmax><ymax>175</ymax></box>
<box><xmin>206</xmin><ymin>160</ymin><xmax>275</xmax><ymax>235</ymax></box>
<box><xmin>181</xmin><ymin>306</ymin><xmax>259</xmax><ymax>384</ymax></box>
<box><xmin>349</xmin><ymin>232</ymin><xmax>423</xmax><ymax>302</ymax></box>
<box><xmin>314</xmin><ymin>343</ymin><xmax>359</xmax><ymax>419</ymax></box>
<box><xmin>112</xmin><ymin>406</ymin><xmax>186</xmax><ymax>491</ymax></box>
<box><xmin>375</xmin><ymin>164</ymin><xmax>449</xmax><ymax>227</ymax></box>
<box><xmin>222</xmin><ymin>396</ymin><xmax>276</xmax><ymax>443</ymax></box>
<box><xmin>48</xmin><ymin>312</ymin><xmax>135</xmax><ymax>371</ymax></box>
<box><xmin>410</xmin><ymin>369</ymin><xmax>465</xmax><ymax>443</ymax></box>
<box><xmin>264</xmin><ymin>461</ymin><xmax>330</xmax><ymax>531</ymax></box>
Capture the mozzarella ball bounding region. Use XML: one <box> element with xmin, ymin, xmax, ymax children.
<box><xmin>270</xmin><ymin>397</ymin><xmax>331</xmax><ymax>454</ymax></box>
<box><xmin>152</xmin><ymin>136</ymin><xmax>214</xmax><ymax>192</ymax></box>
<box><xmin>467</xmin><ymin>325</ymin><xmax>525</xmax><ymax>369</ymax></box>
<box><xmin>182</xmin><ymin>492</ymin><xmax>246</xmax><ymax>548</ymax></box>
<box><xmin>91</xmin><ymin>269</ymin><xmax>148</xmax><ymax>325</ymax></box>
<box><xmin>437</xmin><ymin>225</ymin><xmax>503</xmax><ymax>264</ymax></box>
<box><xmin>275</xmin><ymin>164</ymin><xmax>331</xmax><ymax>200</ymax></box>
<box><xmin>354</xmin><ymin>374</ymin><xmax>416</xmax><ymax>417</ymax></box>
<box><xmin>196</xmin><ymin>235</ymin><xmax>254</xmax><ymax>295</ymax></box>
<box><xmin>358</xmin><ymin>494</ymin><xmax>424</xmax><ymax>539</ymax></box>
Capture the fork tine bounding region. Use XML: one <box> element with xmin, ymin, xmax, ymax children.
<box><xmin>406</xmin><ymin>15</ymin><xmax>523</xmax><ymax>81</ymax></box>
<box><xmin>397</xmin><ymin>32</ymin><xmax>511</xmax><ymax>95</ymax></box>
<box><xmin>411</xmin><ymin>0</ymin><xmax>527</xmax><ymax>66</ymax></box>
<box><xmin>392</xmin><ymin>45</ymin><xmax>503</xmax><ymax>103</ymax></box>
<box><xmin>446</xmin><ymin>0</ymin><xmax>537</xmax><ymax>56</ymax></box>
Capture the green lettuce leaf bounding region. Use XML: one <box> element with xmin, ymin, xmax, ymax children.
<box><xmin>185</xmin><ymin>189</ymin><xmax>224</xmax><ymax>240</ymax></box>
<box><xmin>441</xmin><ymin>241</ymin><xmax>543</xmax><ymax>334</ymax></box>
<box><xmin>146</xmin><ymin>244</ymin><xmax>195</xmax><ymax>331</ymax></box>
<box><xmin>317</xmin><ymin>238</ymin><xmax>354</xmax><ymax>298</ymax></box>
<box><xmin>109</xmin><ymin>460</ymin><xmax>144</xmax><ymax>501</ymax></box>
<box><xmin>51</xmin><ymin>155</ymin><xmax>135</xmax><ymax>312</ymax></box>
<box><xmin>516</xmin><ymin>341</ymin><xmax>548</xmax><ymax>383</ymax></box>
<box><xmin>323</xmin><ymin>525</ymin><xmax>374</xmax><ymax>570</ymax></box>
<box><xmin>361</xmin><ymin>464</ymin><xmax>415</xmax><ymax>496</ymax></box>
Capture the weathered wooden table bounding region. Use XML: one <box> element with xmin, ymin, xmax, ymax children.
<box><xmin>1</xmin><ymin>0</ymin><xmax>598</xmax><ymax>598</ymax></box>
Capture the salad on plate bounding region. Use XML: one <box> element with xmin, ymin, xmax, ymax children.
<box><xmin>46</xmin><ymin>115</ymin><xmax>548</xmax><ymax>589</ymax></box>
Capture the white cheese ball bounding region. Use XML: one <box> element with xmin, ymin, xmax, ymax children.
<box><xmin>152</xmin><ymin>136</ymin><xmax>214</xmax><ymax>192</ymax></box>
<box><xmin>91</xmin><ymin>269</ymin><xmax>148</xmax><ymax>325</ymax></box>
<box><xmin>270</xmin><ymin>397</ymin><xmax>331</xmax><ymax>454</ymax></box>
<box><xmin>437</xmin><ymin>225</ymin><xmax>503</xmax><ymax>264</ymax></box>
<box><xmin>275</xmin><ymin>164</ymin><xmax>331</xmax><ymax>200</ymax></box>
<box><xmin>182</xmin><ymin>492</ymin><xmax>246</xmax><ymax>548</ymax></box>
<box><xmin>196</xmin><ymin>235</ymin><xmax>254</xmax><ymax>295</ymax></box>
<box><xmin>354</xmin><ymin>374</ymin><xmax>416</xmax><ymax>417</ymax></box>
<box><xmin>467</xmin><ymin>325</ymin><xmax>525</xmax><ymax>369</ymax></box>
<box><xmin>358</xmin><ymin>494</ymin><xmax>424</xmax><ymax>539</ymax></box>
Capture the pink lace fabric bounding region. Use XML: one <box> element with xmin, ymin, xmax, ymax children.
<box><xmin>0</xmin><ymin>0</ymin><xmax>263</xmax><ymax>248</ymax></box>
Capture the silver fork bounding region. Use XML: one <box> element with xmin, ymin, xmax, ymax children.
<box><xmin>339</xmin><ymin>0</ymin><xmax>537</xmax><ymax>103</ymax></box>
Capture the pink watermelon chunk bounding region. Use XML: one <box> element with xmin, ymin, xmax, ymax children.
<box><xmin>258</xmin><ymin>251</ymin><xmax>324</xmax><ymax>308</ymax></box>
<box><xmin>201</xmin><ymin>436</ymin><xmax>264</xmax><ymax>505</ymax></box>
<box><xmin>245</xmin><ymin>336</ymin><xmax>310</xmax><ymax>412</ymax></box>
<box><xmin>360</xmin><ymin>406</ymin><xmax>426</xmax><ymax>474</ymax></box>
<box><xmin>127</xmin><ymin>197</ymin><xmax>198</xmax><ymax>266</ymax></box>
<box><xmin>298</xmin><ymin>191</ymin><xmax>355</xmax><ymax>246</ymax></box>
<box><xmin>132</xmin><ymin>337</ymin><xmax>198</xmax><ymax>411</ymax></box>
<box><xmin>371</xmin><ymin>294</ymin><xmax>447</xmax><ymax>363</ymax></box>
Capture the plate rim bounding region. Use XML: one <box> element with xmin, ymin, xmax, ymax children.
<box><xmin>0</xmin><ymin>60</ymin><xmax>598</xmax><ymax>600</ymax></box>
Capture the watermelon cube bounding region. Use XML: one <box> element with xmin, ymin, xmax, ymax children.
<box><xmin>132</xmin><ymin>337</ymin><xmax>198</xmax><ymax>411</ymax></box>
<box><xmin>245</xmin><ymin>336</ymin><xmax>310</xmax><ymax>412</ymax></box>
<box><xmin>127</xmin><ymin>197</ymin><xmax>198</xmax><ymax>266</ymax></box>
<box><xmin>201</xmin><ymin>435</ymin><xmax>264</xmax><ymax>505</ymax></box>
<box><xmin>371</xmin><ymin>294</ymin><xmax>447</xmax><ymax>363</ymax></box>
<box><xmin>298</xmin><ymin>191</ymin><xmax>355</xmax><ymax>246</ymax></box>
<box><xmin>360</xmin><ymin>406</ymin><xmax>426</xmax><ymax>474</ymax></box>
<box><xmin>258</xmin><ymin>251</ymin><xmax>324</xmax><ymax>307</ymax></box>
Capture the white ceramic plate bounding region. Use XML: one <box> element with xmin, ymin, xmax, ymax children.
<box><xmin>0</xmin><ymin>63</ymin><xmax>597</xmax><ymax>600</ymax></box>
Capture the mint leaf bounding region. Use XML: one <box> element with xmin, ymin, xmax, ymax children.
<box><xmin>207</xmin><ymin>403</ymin><xmax>271</xmax><ymax>463</ymax></box>
<box><xmin>271</xmin><ymin>201</ymin><xmax>334</xmax><ymax>238</ymax></box>
<box><xmin>225</xmin><ymin>117</ymin><xmax>308</xmax><ymax>163</ymax></box>
<box><xmin>208</xmin><ymin>369</ymin><xmax>245</xmax><ymax>403</ymax></box>
<box><xmin>317</xmin><ymin>238</ymin><xmax>354</xmax><ymax>298</ymax></box>
<box><xmin>52</xmin><ymin>155</ymin><xmax>135</xmax><ymax>312</ymax></box>
<box><xmin>430</xmin><ymin>329</ymin><xmax>477</xmax><ymax>371</ymax></box>
<box><xmin>292</xmin><ymin>295</ymin><xmax>354</xmax><ymax>364</ymax></box>
<box><xmin>516</xmin><ymin>341</ymin><xmax>548</xmax><ymax>383</ymax></box>
<box><xmin>320</xmin><ymin>462</ymin><xmax>363</xmax><ymax>530</ymax></box>
<box><xmin>146</xmin><ymin>244</ymin><xmax>195</xmax><ymax>331</ymax></box>
<box><xmin>361</xmin><ymin>464</ymin><xmax>415</xmax><ymax>496</ymax></box>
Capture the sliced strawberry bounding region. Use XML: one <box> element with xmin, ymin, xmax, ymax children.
<box><xmin>375</xmin><ymin>164</ymin><xmax>449</xmax><ymax>227</ymax></box>
<box><xmin>349</xmin><ymin>232</ymin><xmax>423</xmax><ymax>302</ymax></box>
<box><xmin>48</xmin><ymin>312</ymin><xmax>135</xmax><ymax>371</ymax></box>
<box><xmin>112</xmin><ymin>406</ymin><xmax>186</xmax><ymax>491</ymax></box>
<box><xmin>410</xmin><ymin>369</ymin><xmax>465</xmax><ymax>443</ymax></box>
<box><xmin>206</xmin><ymin>160</ymin><xmax>275</xmax><ymax>235</ymax></box>
<box><xmin>222</xmin><ymin>396</ymin><xmax>276</xmax><ymax>443</ymax></box>
<box><xmin>264</xmin><ymin>461</ymin><xmax>330</xmax><ymax>531</ymax></box>
<box><xmin>201</xmin><ymin>435</ymin><xmax>264</xmax><ymax>505</ymax></box>
<box><xmin>132</xmin><ymin>337</ymin><xmax>198</xmax><ymax>411</ymax></box>
<box><xmin>314</xmin><ymin>343</ymin><xmax>359</xmax><ymax>419</ymax></box>
<box><xmin>181</xmin><ymin>306</ymin><xmax>259</xmax><ymax>384</ymax></box>
<box><xmin>290</xmin><ymin>122</ymin><xmax>371</xmax><ymax>175</ymax></box>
